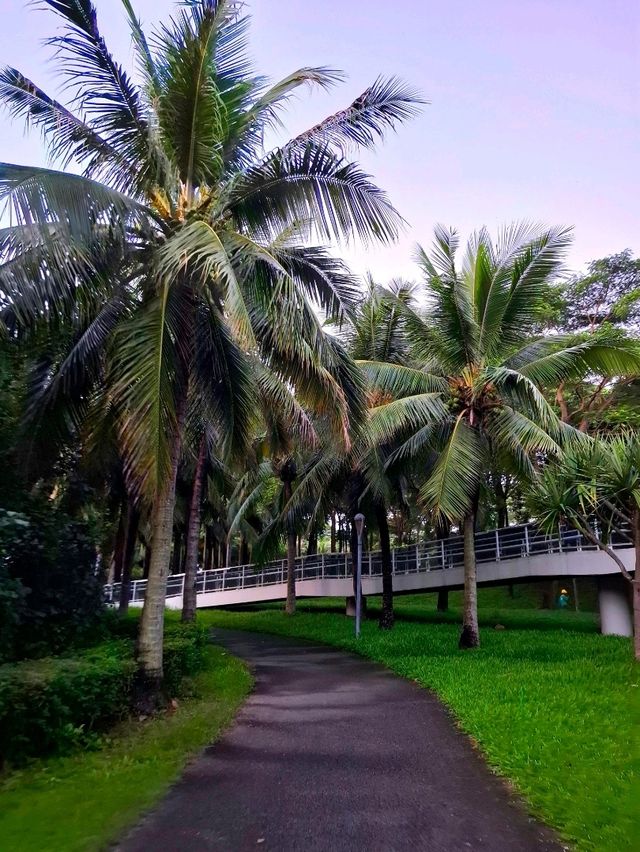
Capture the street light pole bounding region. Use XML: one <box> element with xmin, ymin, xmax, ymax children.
<box><xmin>354</xmin><ymin>513</ymin><xmax>364</xmax><ymax>638</ymax></box>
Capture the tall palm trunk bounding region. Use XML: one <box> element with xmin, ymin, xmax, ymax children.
<box><xmin>137</xmin><ymin>401</ymin><xmax>186</xmax><ymax>696</ymax></box>
<box><xmin>376</xmin><ymin>502</ymin><xmax>394</xmax><ymax>629</ymax></box>
<box><xmin>633</xmin><ymin>509</ymin><xmax>640</xmax><ymax>660</ymax></box>
<box><xmin>118</xmin><ymin>502</ymin><xmax>140</xmax><ymax>615</ymax></box>
<box><xmin>283</xmin><ymin>479</ymin><xmax>297</xmax><ymax>615</ymax></box>
<box><xmin>171</xmin><ymin>526</ymin><xmax>183</xmax><ymax>574</ymax></box>
<box><xmin>181</xmin><ymin>434</ymin><xmax>207</xmax><ymax>623</ymax></box>
<box><xmin>459</xmin><ymin>509</ymin><xmax>480</xmax><ymax>649</ymax></box>
<box><xmin>112</xmin><ymin>499</ymin><xmax>127</xmax><ymax>584</ymax></box>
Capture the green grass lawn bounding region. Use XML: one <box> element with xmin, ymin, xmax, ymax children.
<box><xmin>0</xmin><ymin>645</ymin><xmax>251</xmax><ymax>852</ymax></box>
<box><xmin>199</xmin><ymin>594</ymin><xmax>637</xmax><ymax>852</ymax></box>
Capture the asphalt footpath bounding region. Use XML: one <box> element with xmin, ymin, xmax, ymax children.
<box><xmin>117</xmin><ymin>629</ymin><xmax>564</xmax><ymax>852</ymax></box>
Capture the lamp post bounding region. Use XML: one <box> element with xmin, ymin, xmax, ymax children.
<box><xmin>354</xmin><ymin>513</ymin><xmax>365</xmax><ymax>638</ymax></box>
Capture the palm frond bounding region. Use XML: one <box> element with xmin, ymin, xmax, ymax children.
<box><xmin>420</xmin><ymin>415</ymin><xmax>484</xmax><ymax>521</ymax></box>
<box><xmin>156</xmin><ymin>219</ymin><xmax>255</xmax><ymax>347</ymax></box>
<box><xmin>191</xmin><ymin>297</ymin><xmax>256</xmax><ymax>463</ymax></box>
<box><xmin>289</xmin><ymin>76</ymin><xmax>424</xmax><ymax>153</ymax></box>
<box><xmin>227</xmin><ymin>144</ymin><xmax>402</xmax><ymax>245</ymax></box>
<box><xmin>367</xmin><ymin>393</ymin><xmax>449</xmax><ymax>446</ymax></box>
<box><xmin>0</xmin><ymin>68</ymin><xmax>136</xmax><ymax>190</ymax></box>
<box><xmin>358</xmin><ymin>360</ymin><xmax>449</xmax><ymax>397</ymax></box>
<box><xmin>110</xmin><ymin>284</ymin><xmax>189</xmax><ymax>498</ymax></box>
<box><xmin>37</xmin><ymin>0</ymin><xmax>161</xmax><ymax>192</ymax></box>
<box><xmin>511</xmin><ymin>333</ymin><xmax>640</xmax><ymax>385</ymax></box>
<box><xmin>0</xmin><ymin>163</ymin><xmax>154</xmax><ymax>242</ymax></box>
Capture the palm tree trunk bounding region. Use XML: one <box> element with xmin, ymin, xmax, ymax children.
<box><xmin>633</xmin><ymin>508</ymin><xmax>640</xmax><ymax>660</ymax></box>
<box><xmin>112</xmin><ymin>499</ymin><xmax>127</xmax><ymax>584</ymax></box>
<box><xmin>307</xmin><ymin>526</ymin><xmax>318</xmax><ymax>556</ymax></box>
<box><xmin>459</xmin><ymin>509</ymin><xmax>480</xmax><ymax>649</ymax></box>
<box><xmin>118</xmin><ymin>503</ymin><xmax>140</xmax><ymax>615</ymax></box>
<box><xmin>283</xmin><ymin>480</ymin><xmax>296</xmax><ymax>615</ymax></box>
<box><xmin>376</xmin><ymin>502</ymin><xmax>394</xmax><ymax>630</ymax></box>
<box><xmin>182</xmin><ymin>434</ymin><xmax>207</xmax><ymax>623</ymax></box>
<box><xmin>136</xmin><ymin>401</ymin><xmax>186</xmax><ymax>699</ymax></box>
<box><xmin>171</xmin><ymin>526</ymin><xmax>183</xmax><ymax>574</ymax></box>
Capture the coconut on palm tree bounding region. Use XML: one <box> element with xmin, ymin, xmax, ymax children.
<box><xmin>0</xmin><ymin>0</ymin><xmax>421</xmax><ymax>693</ymax></box>
<box><xmin>361</xmin><ymin>223</ymin><xmax>640</xmax><ymax>648</ymax></box>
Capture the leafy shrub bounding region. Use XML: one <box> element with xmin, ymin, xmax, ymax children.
<box><xmin>0</xmin><ymin>503</ymin><xmax>104</xmax><ymax>660</ymax></box>
<box><xmin>163</xmin><ymin>623</ymin><xmax>209</xmax><ymax>694</ymax></box>
<box><xmin>0</xmin><ymin>625</ymin><xmax>209</xmax><ymax>765</ymax></box>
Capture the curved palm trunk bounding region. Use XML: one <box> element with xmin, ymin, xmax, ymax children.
<box><xmin>182</xmin><ymin>434</ymin><xmax>207</xmax><ymax>623</ymax></box>
<box><xmin>137</xmin><ymin>402</ymin><xmax>186</xmax><ymax>698</ymax></box>
<box><xmin>459</xmin><ymin>510</ymin><xmax>480</xmax><ymax>649</ymax></box>
<box><xmin>376</xmin><ymin>502</ymin><xmax>394</xmax><ymax>629</ymax></box>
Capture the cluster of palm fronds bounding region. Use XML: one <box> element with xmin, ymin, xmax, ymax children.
<box><xmin>1</xmin><ymin>1</ymin><xmax>638</xmax><ymax>686</ymax></box>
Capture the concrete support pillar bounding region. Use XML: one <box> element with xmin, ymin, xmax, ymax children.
<box><xmin>598</xmin><ymin>575</ymin><xmax>633</xmax><ymax>637</ymax></box>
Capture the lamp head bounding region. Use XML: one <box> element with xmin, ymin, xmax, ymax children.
<box><xmin>354</xmin><ymin>513</ymin><xmax>365</xmax><ymax>538</ymax></box>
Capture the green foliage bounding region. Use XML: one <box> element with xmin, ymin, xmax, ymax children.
<box><xmin>0</xmin><ymin>502</ymin><xmax>104</xmax><ymax>662</ymax></box>
<box><xmin>0</xmin><ymin>622</ymin><xmax>208</xmax><ymax>765</ymax></box>
<box><xmin>361</xmin><ymin>225</ymin><xmax>640</xmax><ymax>524</ymax></box>
<box><xmin>560</xmin><ymin>250</ymin><xmax>640</xmax><ymax>332</ymax></box>
<box><xmin>0</xmin><ymin>645</ymin><xmax>251</xmax><ymax>852</ymax></box>
<box><xmin>0</xmin><ymin>641</ymin><xmax>135</xmax><ymax>765</ymax></box>
<box><xmin>199</xmin><ymin>605</ymin><xmax>636</xmax><ymax>852</ymax></box>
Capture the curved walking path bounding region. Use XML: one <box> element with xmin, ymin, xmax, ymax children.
<box><xmin>119</xmin><ymin>630</ymin><xmax>563</xmax><ymax>852</ymax></box>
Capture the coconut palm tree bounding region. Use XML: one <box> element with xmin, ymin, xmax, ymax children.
<box><xmin>360</xmin><ymin>223</ymin><xmax>640</xmax><ymax>648</ymax></box>
<box><xmin>0</xmin><ymin>0</ymin><xmax>420</xmax><ymax>692</ymax></box>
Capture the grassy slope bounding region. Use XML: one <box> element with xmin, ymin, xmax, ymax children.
<box><xmin>200</xmin><ymin>595</ymin><xmax>637</xmax><ymax>852</ymax></box>
<box><xmin>0</xmin><ymin>646</ymin><xmax>251</xmax><ymax>852</ymax></box>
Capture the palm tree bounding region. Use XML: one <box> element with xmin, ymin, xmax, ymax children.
<box><xmin>0</xmin><ymin>0</ymin><xmax>420</xmax><ymax>692</ymax></box>
<box><xmin>527</xmin><ymin>435</ymin><xmax>640</xmax><ymax>657</ymax></box>
<box><xmin>347</xmin><ymin>277</ymin><xmax>418</xmax><ymax>628</ymax></box>
<box><xmin>361</xmin><ymin>223</ymin><xmax>640</xmax><ymax>648</ymax></box>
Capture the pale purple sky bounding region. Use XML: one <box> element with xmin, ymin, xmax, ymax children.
<box><xmin>1</xmin><ymin>0</ymin><xmax>638</xmax><ymax>280</ymax></box>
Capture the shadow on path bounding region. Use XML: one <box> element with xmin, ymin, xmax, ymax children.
<box><xmin>117</xmin><ymin>630</ymin><xmax>564</xmax><ymax>852</ymax></box>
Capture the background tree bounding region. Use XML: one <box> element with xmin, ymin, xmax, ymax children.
<box><xmin>360</xmin><ymin>223</ymin><xmax>640</xmax><ymax>648</ymax></box>
<box><xmin>527</xmin><ymin>435</ymin><xmax>640</xmax><ymax>657</ymax></box>
<box><xmin>0</xmin><ymin>0</ymin><xmax>420</xmax><ymax>694</ymax></box>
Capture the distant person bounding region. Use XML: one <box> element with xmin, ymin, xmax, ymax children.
<box><xmin>557</xmin><ymin>588</ymin><xmax>570</xmax><ymax>609</ymax></box>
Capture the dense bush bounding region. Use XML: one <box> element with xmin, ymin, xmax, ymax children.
<box><xmin>0</xmin><ymin>623</ymin><xmax>209</xmax><ymax>766</ymax></box>
<box><xmin>0</xmin><ymin>503</ymin><xmax>104</xmax><ymax>661</ymax></box>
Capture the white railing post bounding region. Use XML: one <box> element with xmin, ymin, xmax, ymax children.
<box><xmin>368</xmin><ymin>551</ymin><xmax>372</xmax><ymax>576</ymax></box>
<box><xmin>524</xmin><ymin>525</ymin><xmax>530</xmax><ymax>556</ymax></box>
<box><xmin>558</xmin><ymin>525</ymin><xmax>563</xmax><ymax>553</ymax></box>
<box><xmin>242</xmin><ymin>565</ymin><xmax>246</xmax><ymax>588</ymax></box>
<box><xmin>415</xmin><ymin>544</ymin><xmax>420</xmax><ymax>572</ymax></box>
<box><xmin>321</xmin><ymin>553</ymin><xmax>325</xmax><ymax>579</ymax></box>
<box><xmin>392</xmin><ymin>549</ymin><xmax>396</xmax><ymax>574</ymax></box>
<box><xmin>495</xmin><ymin>530</ymin><xmax>501</xmax><ymax>561</ymax></box>
<box><xmin>440</xmin><ymin>540</ymin><xmax>445</xmax><ymax>570</ymax></box>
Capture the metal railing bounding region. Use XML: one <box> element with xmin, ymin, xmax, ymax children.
<box><xmin>104</xmin><ymin>521</ymin><xmax>632</xmax><ymax>606</ymax></box>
